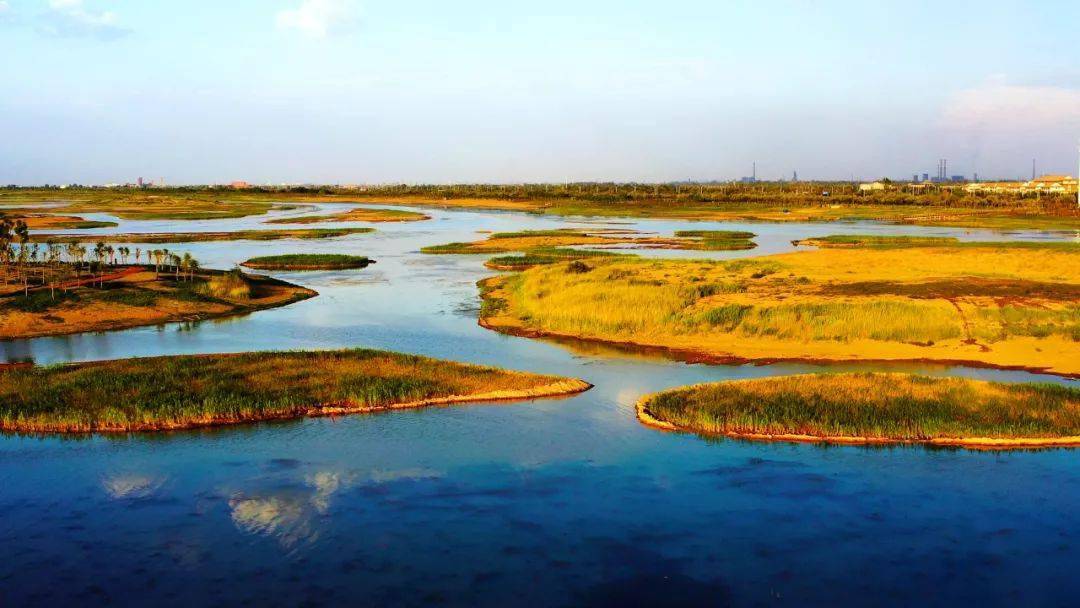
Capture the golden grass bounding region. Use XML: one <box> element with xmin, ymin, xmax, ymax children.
<box><xmin>480</xmin><ymin>247</ymin><xmax>1080</xmax><ymax>376</ymax></box>
<box><xmin>637</xmin><ymin>373</ymin><xmax>1080</xmax><ymax>447</ymax></box>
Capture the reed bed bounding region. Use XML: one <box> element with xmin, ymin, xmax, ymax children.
<box><xmin>0</xmin><ymin>349</ymin><xmax>589</xmax><ymax>433</ymax></box>
<box><xmin>482</xmin><ymin>245</ymin><xmax>1080</xmax><ymax>374</ymax></box>
<box><xmin>485</xmin><ymin>248</ymin><xmax>624</xmax><ymax>270</ymax></box>
<box><xmin>673</xmin><ymin>230</ymin><xmax>757</xmax><ymax>250</ymax></box>
<box><xmin>638</xmin><ymin>373</ymin><xmax>1080</xmax><ymax>444</ymax></box>
<box><xmin>241</xmin><ymin>254</ymin><xmax>372</xmax><ymax>270</ymax></box>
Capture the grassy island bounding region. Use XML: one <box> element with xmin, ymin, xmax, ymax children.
<box><xmin>422</xmin><ymin>228</ymin><xmax>756</xmax><ymax>256</ymax></box>
<box><xmin>0</xmin><ymin>349</ymin><xmax>592</xmax><ymax>433</ymax></box>
<box><xmin>673</xmin><ymin>230</ymin><xmax>757</xmax><ymax>250</ymax></box>
<box><xmin>266</xmin><ymin>207</ymin><xmax>430</xmax><ymax>224</ymax></box>
<box><xmin>28</xmin><ymin>227</ymin><xmax>373</xmax><ymax>244</ymax></box>
<box><xmin>241</xmin><ymin>254</ymin><xmax>373</xmax><ymax>270</ymax></box>
<box><xmin>637</xmin><ymin>373</ymin><xmax>1080</xmax><ymax>448</ymax></box>
<box><xmin>485</xmin><ymin>248</ymin><xmax>625</xmax><ymax>271</ymax></box>
<box><xmin>479</xmin><ymin>244</ymin><xmax>1080</xmax><ymax>376</ymax></box>
<box><xmin>0</xmin><ymin>267</ymin><xmax>316</xmax><ymax>340</ymax></box>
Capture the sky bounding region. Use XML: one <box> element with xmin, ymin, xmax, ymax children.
<box><xmin>1</xmin><ymin>0</ymin><xmax>1079</xmax><ymax>185</ymax></box>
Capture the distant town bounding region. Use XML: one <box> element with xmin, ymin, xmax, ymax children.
<box><xmin>24</xmin><ymin>157</ymin><xmax>1080</xmax><ymax>197</ymax></box>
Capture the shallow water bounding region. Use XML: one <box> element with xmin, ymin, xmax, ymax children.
<box><xmin>2</xmin><ymin>204</ymin><xmax>1078</xmax><ymax>606</ymax></box>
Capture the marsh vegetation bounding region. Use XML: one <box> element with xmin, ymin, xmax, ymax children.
<box><xmin>28</xmin><ymin>228</ymin><xmax>374</xmax><ymax>244</ymax></box>
<box><xmin>638</xmin><ymin>373</ymin><xmax>1080</xmax><ymax>446</ymax></box>
<box><xmin>479</xmin><ymin>245</ymin><xmax>1080</xmax><ymax>376</ymax></box>
<box><xmin>241</xmin><ymin>254</ymin><xmax>373</xmax><ymax>270</ymax></box>
<box><xmin>5</xmin><ymin>184</ymin><xmax>1077</xmax><ymax>229</ymax></box>
<box><xmin>0</xmin><ymin>349</ymin><xmax>590</xmax><ymax>433</ymax></box>
<box><xmin>265</xmin><ymin>207</ymin><xmax>430</xmax><ymax>224</ymax></box>
<box><xmin>794</xmin><ymin>235</ymin><xmax>1080</xmax><ymax>250</ymax></box>
<box><xmin>421</xmin><ymin>228</ymin><xmax>757</xmax><ymax>256</ymax></box>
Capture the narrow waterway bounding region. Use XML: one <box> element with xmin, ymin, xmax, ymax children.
<box><xmin>1</xmin><ymin>204</ymin><xmax>1077</xmax><ymax>606</ymax></box>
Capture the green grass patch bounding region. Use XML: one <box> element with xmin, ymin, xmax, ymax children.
<box><xmin>673</xmin><ymin>230</ymin><xmax>758</xmax><ymax>251</ymax></box>
<box><xmin>486</xmin><ymin>247</ymin><xmax>625</xmax><ymax>270</ymax></box>
<box><xmin>241</xmin><ymin>254</ymin><xmax>372</xmax><ymax>270</ymax></box>
<box><xmin>420</xmin><ymin>242</ymin><xmax>476</xmax><ymax>254</ymax></box>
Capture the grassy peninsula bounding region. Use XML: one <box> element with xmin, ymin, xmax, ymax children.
<box><xmin>637</xmin><ymin>373</ymin><xmax>1080</xmax><ymax>448</ymax></box>
<box><xmin>1</xmin><ymin>213</ymin><xmax>117</xmax><ymax>230</ymax></box>
<box><xmin>0</xmin><ymin>349</ymin><xmax>591</xmax><ymax>433</ymax></box>
<box><xmin>241</xmin><ymin>254</ymin><xmax>373</xmax><ymax>270</ymax></box>
<box><xmin>0</xmin><ymin>267</ymin><xmax>316</xmax><ymax>340</ymax></box>
<box><xmin>28</xmin><ymin>227</ymin><xmax>373</xmax><ymax>244</ymax></box>
<box><xmin>479</xmin><ymin>245</ymin><xmax>1080</xmax><ymax>376</ymax></box>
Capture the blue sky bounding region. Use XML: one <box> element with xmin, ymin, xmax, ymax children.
<box><xmin>2</xmin><ymin>0</ymin><xmax>1078</xmax><ymax>184</ymax></box>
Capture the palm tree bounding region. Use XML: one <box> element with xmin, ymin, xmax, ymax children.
<box><xmin>135</xmin><ymin>247</ymin><xmax>142</xmax><ymax>265</ymax></box>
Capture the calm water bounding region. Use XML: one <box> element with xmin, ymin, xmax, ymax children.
<box><xmin>1</xmin><ymin>204</ymin><xmax>1078</xmax><ymax>606</ymax></box>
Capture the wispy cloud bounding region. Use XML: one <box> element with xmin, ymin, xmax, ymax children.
<box><xmin>942</xmin><ymin>77</ymin><xmax>1080</xmax><ymax>132</ymax></box>
<box><xmin>39</xmin><ymin>0</ymin><xmax>130</xmax><ymax>40</ymax></box>
<box><xmin>276</xmin><ymin>0</ymin><xmax>359</xmax><ymax>39</ymax></box>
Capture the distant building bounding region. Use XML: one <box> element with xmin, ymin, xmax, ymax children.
<box><xmin>230</xmin><ymin>181</ymin><xmax>252</xmax><ymax>190</ymax></box>
<box><xmin>858</xmin><ymin>181</ymin><xmax>887</xmax><ymax>192</ymax></box>
<box><xmin>964</xmin><ymin>174</ymin><xmax>1077</xmax><ymax>195</ymax></box>
<box><xmin>1027</xmin><ymin>174</ymin><xmax>1078</xmax><ymax>194</ymax></box>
